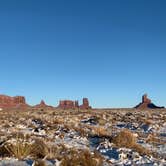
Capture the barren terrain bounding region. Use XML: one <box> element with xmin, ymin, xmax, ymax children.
<box><xmin>0</xmin><ymin>108</ymin><xmax>165</xmax><ymax>166</ymax></box>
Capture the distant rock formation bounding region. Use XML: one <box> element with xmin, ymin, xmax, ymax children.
<box><xmin>135</xmin><ymin>94</ymin><xmax>164</xmax><ymax>109</ymax></box>
<box><xmin>58</xmin><ymin>98</ymin><xmax>92</xmax><ymax>109</ymax></box>
<box><xmin>33</xmin><ymin>100</ymin><xmax>53</xmax><ymax>109</ymax></box>
<box><xmin>0</xmin><ymin>93</ymin><xmax>92</xmax><ymax>110</ymax></box>
<box><xmin>80</xmin><ymin>98</ymin><xmax>92</xmax><ymax>109</ymax></box>
<box><xmin>142</xmin><ymin>94</ymin><xmax>151</xmax><ymax>103</ymax></box>
<box><xmin>58</xmin><ymin>100</ymin><xmax>77</xmax><ymax>109</ymax></box>
<box><xmin>0</xmin><ymin>95</ymin><xmax>29</xmax><ymax>108</ymax></box>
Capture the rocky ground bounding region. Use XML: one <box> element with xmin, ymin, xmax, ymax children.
<box><xmin>0</xmin><ymin>108</ymin><xmax>165</xmax><ymax>166</ymax></box>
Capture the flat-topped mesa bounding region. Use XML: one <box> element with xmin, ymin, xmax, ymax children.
<box><xmin>135</xmin><ymin>94</ymin><xmax>164</xmax><ymax>109</ymax></box>
<box><xmin>0</xmin><ymin>95</ymin><xmax>29</xmax><ymax>108</ymax></box>
<box><xmin>58</xmin><ymin>100</ymin><xmax>74</xmax><ymax>109</ymax></box>
<box><xmin>13</xmin><ymin>96</ymin><xmax>26</xmax><ymax>104</ymax></box>
<box><xmin>58</xmin><ymin>98</ymin><xmax>92</xmax><ymax>110</ymax></box>
<box><xmin>34</xmin><ymin>100</ymin><xmax>53</xmax><ymax>109</ymax></box>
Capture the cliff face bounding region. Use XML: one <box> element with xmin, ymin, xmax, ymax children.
<box><xmin>0</xmin><ymin>95</ymin><xmax>29</xmax><ymax>108</ymax></box>
<box><xmin>135</xmin><ymin>94</ymin><xmax>164</xmax><ymax>109</ymax></box>
<box><xmin>79</xmin><ymin>98</ymin><xmax>91</xmax><ymax>109</ymax></box>
<box><xmin>58</xmin><ymin>100</ymin><xmax>77</xmax><ymax>109</ymax></box>
<box><xmin>58</xmin><ymin>98</ymin><xmax>92</xmax><ymax>109</ymax></box>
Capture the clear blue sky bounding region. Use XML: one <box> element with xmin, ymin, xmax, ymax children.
<box><xmin>0</xmin><ymin>0</ymin><xmax>165</xmax><ymax>108</ymax></box>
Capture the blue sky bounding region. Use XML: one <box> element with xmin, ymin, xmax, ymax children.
<box><xmin>0</xmin><ymin>0</ymin><xmax>165</xmax><ymax>108</ymax></box>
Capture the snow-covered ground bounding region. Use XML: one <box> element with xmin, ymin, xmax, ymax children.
<box><xmin>0</xmin><ymin>108</ymin><xmax>165</xmax><ymax>165</ymax></box>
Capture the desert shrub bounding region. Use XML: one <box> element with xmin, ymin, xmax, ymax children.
<box><xmin>31</xmin><ymin>139</ymin><xmax>48</xmax><ymax>159</ymax></box>
<box><xmin>33</xmin><ymin>142</ymin><xmax>68</xmax><ymax>160</ymax></box>
<box><xmin>4</xmin><ymin>134</ymin><xmax>47</xmax><ymax>160</ymax></box>
<box><xmin>44</xmin><ymin>144</ymin><xmax>59</xmax><ymax>159</ymax></box>
<box><xmin>92</xmin><ymin>126</ymin><xmax>110</xmax><ymax>137</ymax></box>
<box><xmin>4</xmin><ymin>134</ymin><xmax>71</xmax><ymax>161</ymax></box>
<box><xmin>73</xmin><ymin>127</ymin><xmax>87</xmax><ymax>137</ymax></box>
<box><xmin>112</xmin><ymin>129</ymin><xmax>136</xmax><ymax>148</ymax></box>
<box><xmin>5</xmin><ymin>139</ymin><xmax>35</xmax><ymax>160</ymax></box>
<box><xmin>61</xmin><ymin>149</ymin><xmax>103</xmax><ymax>166</ymax></box>
<box><xmin>112</xmin><ymin>129</ymin><xmax>150</xmax><ymax>155</ymax></box>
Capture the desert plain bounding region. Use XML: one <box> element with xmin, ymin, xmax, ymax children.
<box><xmin>0</xmin><ymin>106</ymin><xmax>165</xmax><ymax>166</ymax></box>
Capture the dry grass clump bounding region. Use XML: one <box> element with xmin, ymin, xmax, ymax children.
<box><xmin>31</xmin><ymin>139</ymin><xmax>48</xmax><ymax>159</ymax></box>
<box><xmin>32</xmin><ymin>141</ymin><xmax>67</xmax><ymax>160</ymax></box>
<box><xmin>112</xmin><ymin>129</ymin><xmax>136</xmax><ymax>148</ymax></box>
<box><xmin>52</xmin><ymin>118</ymin><xmax>64</xmax><ymax>125</ymax></box>
<box><xmin>43</xmin><ymin>144</ymin><xmax>61</xmax><ymax>160</ymax></box>
<box><xmin>61</xmin><ymin>149</ymin><xmax>103</xmax><ymax>166</ymax></box>
<box><xmin>4</xmin><ymin>138</ymin><xmax>36</xmax><ymax>160</ymax></box>
<box><xmin>91</xmin><ymin>126</ymin><xmax>110</xmax><ymax>137</ymax></box>
<box><xmin>3</xmin><ymin>136</ymin><xmax>65</xmax><ymax>160</ymax></box>
<box><xmin>73</xmin><ymin>126</ymin><xmax>88</xmax><ymax>137</ymax></box>
<box><xmin>2</xmin><ymin>133</ymin><xmax>47</xmax><ymax>160</ymax></box>
<box><xmin>112</xmin><ymin>129</ymin><xmax>149</xmax><ymax>155</ymax></box>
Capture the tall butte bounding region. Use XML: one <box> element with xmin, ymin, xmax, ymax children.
<box><xmin>135</xmin><ymin>94</ymin><xmax>164</xmax><ymax>109</ymax></box>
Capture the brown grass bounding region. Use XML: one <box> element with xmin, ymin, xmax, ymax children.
<box><xmin>112</xmin><ymin>129</ymin><xmax>136</xmax><ymax>148</ymax></box>
<box><xmin>61</xmin><ymin>149</ymin><xmax>103</xmax><ymax>166</ymax></box>
<box><xmin>4</xmin><ymin>140</ymin><xmax>36</xmax><ymax>160</ymax></box>
<box><xmin>112</xmin><ymin>129</ymin><xmax>150</xmax><ymax>155</ymax></box>
<box><xmin>91</xmin><ymin>126</ymin><xmax>110</xmax><ymax>137</ymax></box>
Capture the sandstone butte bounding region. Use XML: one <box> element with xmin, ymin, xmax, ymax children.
<box><xmin>135</xmin><ymin>94</ymin><xmax>164</xmax><ymax>109</ymax></box>
<box><xmin>58</xmin><ymin>98</ymin><xmax>92</xmax><ymax>110</ymax></box>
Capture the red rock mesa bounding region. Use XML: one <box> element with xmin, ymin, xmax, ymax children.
<box><xmin>58</xmin><ymin>100</ymin><xmax>77</xmax><ymax>109</ymax></box>
<box><xmin>0</xmin><ymin>95</ymin><xmax>29</xmax><ymax>108</ymax></box>
<box><xmin>58</xmin><ymin>98</ymin><xmax>92</xmax><ymax>109</ymax></box>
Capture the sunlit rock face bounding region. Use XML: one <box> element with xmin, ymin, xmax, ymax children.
<box><xmin>135</xmin><ymin>94</ymin><xmax>164</xmax><ymax>109</ymax></box>
<box><xmin>79</xmin><ymin>98</ymin><xmax>92</xmax><ymax>109</ymax></box>
<box><xmin>0</xmin><ymin>95</ymin><xmax>29</xmax><ymax>108</ymax></box>
<box><xmin>58</xmin><ymin>98</ymin><xmax>92</xmax><ymax>109</ymax></box>
<box><xmin>58</xmin><ymin>100</ymin><xmax>76</xmax><ymax>109</ymax></box>
<box><xmin>142</xmin><ymin>94</ymin><xmax>151</xmax><ymax>104</ymax></box>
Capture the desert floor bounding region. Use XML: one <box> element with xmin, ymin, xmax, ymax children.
<box><xmin>0</xmin><ymin>108</ymin><xmax>165</xmax><ymax>166</ymax></box>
